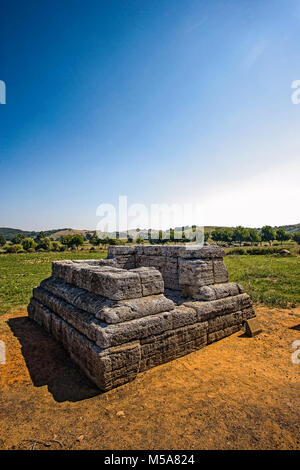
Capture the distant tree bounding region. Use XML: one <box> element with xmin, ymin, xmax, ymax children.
<box><xmin>293</xmin><ymin>232</ymin><xmax>300</xmax><ymax>245</ymax></box>
<box><xmin>211</xmin><ymin>230</ymin><xmax>221</xmax><ymax>243</ymax></box>
<box><xmin>12</xmin><ymin>233</ymin><xmax>25</xmax><ymax>244</ymax></box>
<box><xmin>101</xmin><ymin>236</ymin><xmax>110</xmax><ymax>246</ymax></box>
<box><xmin>276</xmin><ymin>228</ymin><xmax>290</xmax><ymax>245</ymax></box>
<box><xmin>127</xmin><ymin>236</ymin><xmax>133</xmax><ymax>243</ymax></box>
<box><xmin>157</xmin><ymin>230</ymin><xmax>168</xmax><ymax>244</ymax></box>
<box><xmin>90</xmin><ymin>235</ymin><xmax>100</xmax><ymax>246</ymax></box>
<box><xmin>22</xmin><ymin>238</ymin><xmax>37</xmax><ymax>251</ymax></box>
<box><xmin>85</xmin><ymin>232</ymin><xmax>94</xmax><ymax>241</ymax></box>
<box><xmin>106</xmin><ymin>238</ymin><xmax>117</xmax><ymax>245</ymax></box>
<box><xmin>232</xmin><ymin>226</ymin><xmax>249</xmax><ymax>246</ymax></box>
<box><xmin>248</xmin><ymin>228</ymin><xmax>261</xmax><ymax>245</ymax></box>
<box><xmin>69</xmin><ymin>234</ymin><xmax>84</xmax><ymax>250</ymax></box>
<box><xmin>61</xmin><ymin>235</ymin><xmax>73</xmax><ymax>249</ymax></box>
<box><xmin>37</xmin><ymin>237</ymin><xmax>52</xmax><ymax>251</ymax></box>
<box><xmin>204</xmin><ymin>231</ymin><xmax>210</xmax><ymax>242</ymax></box>
<box><xmin>211</xmin><ymin>228</ymin><xmax>233</xmax><ymax>244</ymax></box>
<box><xmin>0</xmin><ymin>235</ymin><xmax>6</xmax><ymax>247</ymax></box>
<box><xmin>136</xmin><ymin>237</ymin><xmax>144</xmax><ymax>244</ymax></box>
<box><xmin>35</xmin><ymin>231</ymin><xmax>46</xmax><ymax>242</ymax></box>
<box><xmin>261</xmin><ymin>225</ymin><xmax>276</xmax><ymax>245</ymax></box>
<box><xmin>222</xmin><ymin>228</ymin><xmax>234</xmax><ymax>244</ymax></box>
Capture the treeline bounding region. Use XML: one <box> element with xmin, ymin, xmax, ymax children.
<box><xmin>0</xmin><ymin>231</ymin><xmax>151</xmax><ymax>253</ymax></box>
<box><xmin>0</xmin><ymin>232</ymin><xmax>87</xmax><ymax>253</ymax></box>
<box><xmin>209</xmin><ymin>226</ymin><xmax>300</xmax><ymax>246</ymax></box>
<box><xmin>87</xmin><ymin>229</ymin><xmax>188</xmax><ymax>246</ymax></box>
<box><xmin>1</xmin><ymin>226</ymin><xmax>300</xmax><ymax>254</ymax></box>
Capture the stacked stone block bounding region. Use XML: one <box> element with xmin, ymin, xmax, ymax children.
<box><xmin>27</xmin><ymin>245</ymin><xmax>256</xmax><ymax>391</ymax></box>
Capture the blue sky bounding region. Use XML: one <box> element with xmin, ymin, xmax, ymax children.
<box><xmin>1</xmin><ymin>0</ymin><xmax>300</xmax><ymax>230</ymax></box>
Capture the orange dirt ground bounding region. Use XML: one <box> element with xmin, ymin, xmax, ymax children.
<box><xmin>0</xmin><ymin>306</ymin><xmax>299</xmax><ymax>450</ymax></box>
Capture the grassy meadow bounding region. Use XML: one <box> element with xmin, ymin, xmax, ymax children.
<box><xmin>225</xmin><ymin>254</ymin><xmax>300</xmax><ymax>308</ymax></box>
<box><xmin>0</xmin><ymin>249</ymin><xmax>299</xmax><ymax>315</ymax></box>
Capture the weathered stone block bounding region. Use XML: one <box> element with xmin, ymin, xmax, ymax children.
<box><xmin>28</xmin><ymin>244</ymin><xmax>257</xmax><ymax>391</ymax></box>
<box><xmin>183</xmin><ymin>293</ymin><xmax>252</xmax><ymax>321</ymax></box>
<box><xmin>178</xmin><ymin>258</ymin><xmax>214</xmax><ymax>288</ymax></box>
<box><xmin>208</xmin><ymin>325</ymin><xmax>240</xmax><ymax>344</ymax></box>
<box><xmin>131</xmin><ymin>267</ymin><xmax>164</xmax><ymax>296</ymax></box>
<box><xmin>33</xmin><ymin>287</ymin><xmax>104</xmax><ymax>342</ymax></box>
<box><xmin>179</xmin><ymin>245</ymin><xmax>225</xmax><ymax>259</ymax></box>
<box><xmin>213</xmin><ymin>259</ymin><xmax>229</xmax><ymax>283</ymax></box>
<box><xmin>90</xmin><ymin>269</ymin><xmax>142</xmax><ymax>300</ymax></box>
<box><xmin>41</xmin><ymin>276</ymin><xmax>108</xmax><ymax>317</ymax></box>
<box><xmin>193</xmin><ymin>282</ymin><xmax>241</xmax><ymax>301</ymax></box>
<box><xmin>99</xmin><ymin>294</ymin><xmax>175</xmax><ymax>323</ymax></box>
<box><xmin>94</xmin><ymin>311</ymin><xmax>174</xmax><ymax>348</ymax></box>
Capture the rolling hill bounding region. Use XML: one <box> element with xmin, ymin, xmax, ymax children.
<box><xmin>1</xmin><ymin>222</ymin><xmax>299</xmax><ymax>242</ymax></box>
<box><xmin>0</xmin><ymin>227</ymin><xmax>73</xmax><ymax>241</ymax></box>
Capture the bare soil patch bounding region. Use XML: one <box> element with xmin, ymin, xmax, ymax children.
<box><xmin>0</xmin><ymin>307</ymin><xmax>299</xmax><ymax>450</ymax></box>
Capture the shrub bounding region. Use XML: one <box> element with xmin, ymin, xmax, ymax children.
<box><xmin>22</xmin><ymin>238</ymin><xmax>37</xmax><ymax>251</ymax></box>
<box><xmin>227</xmin><ymin>248</ymin><xmax>246</xmax><ymax>255</ymax></box>
<box><xmin>51</xmin><ymin>241</ymin><xmax>62</xmax><ymax>252</ymax></box>
<box><xmin>246</xmin><ymin>247</ymin><xmax>283</xmax><ymax>255</ymax></box>
<box><xmin>37</xmin><ymin>237</ymin><xmax>52</xmax><ymax>251</ymax></box>
<box><xmin>6</xmin><ymin>244</ymin><xmax>23</xmax><ymax>253</ymax></box>
<box><xmin>115</xmin><ymin>239</ymin><xmax>126</xmax><ymax>245</ymax></box>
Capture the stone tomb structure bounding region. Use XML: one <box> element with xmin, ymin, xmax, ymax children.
<box><xmin>27</xmin><ymin>245</ymin><xmax>256</xmax><ymax>391</ymax></box>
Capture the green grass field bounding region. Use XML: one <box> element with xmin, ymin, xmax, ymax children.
<box><xmin>0</xmin><ymin>251</ymin><xmax>299</xmax><ymax>314</ymax></box>
<box><xmin>225</xmin><ymin>254</ymin><xmax>300</xmax><ymax>308</ymax></box>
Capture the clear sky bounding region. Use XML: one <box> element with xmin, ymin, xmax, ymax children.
<box><xmin>1</xmin><ymin>0</ymin><xmax>300</xmax><ymax>231</ymax></box>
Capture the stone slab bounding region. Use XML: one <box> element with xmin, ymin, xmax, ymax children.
<box><xmin>244</xmin><ymin>317</ymin><xmax>262</xmax><ymax>337</ymax></box>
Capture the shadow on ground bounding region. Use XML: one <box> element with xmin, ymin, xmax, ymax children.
<box><xmin>290</xmin><ymin>323</ymin><xmax>300</xmax><ymax>331</ymax></box>
<box><xmin>8</xmin><ymin>316</ymin><xmax>101</xmax><ymax>402</ymax></box>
